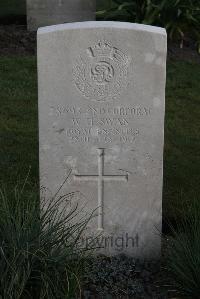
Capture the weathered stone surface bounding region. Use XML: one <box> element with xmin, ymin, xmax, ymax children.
<box><xmin>38</xmin><ymin>21</ymin><xmax>167</xmax><ymax>258</ymax></box>
<box><xmin>27</xmin><ymin>0</ymin><xmax>95</xmax><ymax>31</ymax></box>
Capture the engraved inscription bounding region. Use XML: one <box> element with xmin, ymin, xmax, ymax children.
<box><xmin>74</xmin><ymin>148</ymin><xmax>128</xmax><ymax>230</ymax></box>
<box><xmin>73</xmin><ymin>40</ymin><xmax>131</xmax><ymax>101</ymax></box>
<box><xmin>50</xmin><ymin>104</ymin><xmax>152</xmax><ymax>144</ymax></box>
<box><xmin>51</xmin><ymin>105</ymin><xmax>151</xmax><ymax>117</ymax></box>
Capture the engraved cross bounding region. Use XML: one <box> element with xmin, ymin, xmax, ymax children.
<box><xmin>74</xmin><ymin>148</ymin><xmax>128</xmax><ymax>230</ymax></box>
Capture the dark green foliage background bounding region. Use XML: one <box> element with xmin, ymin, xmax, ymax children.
<box><xmin>97</xmin><ymin>0</ymin><xmax>200</xmax><ymax>49</ymax></box>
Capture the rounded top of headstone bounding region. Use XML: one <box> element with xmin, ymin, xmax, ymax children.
<box><xmin>37</xmin><ymin>21</ymin><xmax>166</xmax><ymax>36</ymax></box>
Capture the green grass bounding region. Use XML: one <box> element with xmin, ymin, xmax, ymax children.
<box><xmin>0</xmin><ymin>56</ymin><xmax>200</xmax><ymax>221</ymax></box>
<box><xmin>0</xmin><ymin>173</ymin><xmax>89</xmax><ymax>299</ymax></box>
<box><xmin>0</xmin><ymin>57</ymin><xmax>38</xmax><ymax>188</ymax></box>
<box><xmin>0</xmin><ymin>58</ymin><xmax>93</xmax><ymax>298</ymax></box>
<box><xmin>164</xmin><ymin>60</ymin><xmax>200</xmax><ymax>220</ymax></box>
<box><xmin>165</xmin><ymin>198</ymin><xmax>200</xmax><ymax>298</ymax></box>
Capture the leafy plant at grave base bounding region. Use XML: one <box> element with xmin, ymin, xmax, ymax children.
<box><xmin>0</xmin><ymin>171</ymin><xmax>93</xmax><ymax>299</ymax></box>
<box><xmin>97</xmin><ymin>0</ymin><xmax>160</xmax><ymax>24</ymax></box>
<box><xmin>96</xmin><ymin>0</ymin><xmax>200</xmax><ymax>52</ymax></box>
<box><xmin>165</xmin><ymin>197</ymin><xmax>200</xmax><ymax>298</ymax></box>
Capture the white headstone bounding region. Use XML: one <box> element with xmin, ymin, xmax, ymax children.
<box><xmin>38</xmin><ymin>21</ymin><xmax>167</xmax><ymax>258</ymax></box>
<box><xmin>27</xmin><ymin>0</ymin><xmax>96</xmax><ymax>31</ymax></box>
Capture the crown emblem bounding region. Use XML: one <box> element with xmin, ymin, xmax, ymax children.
<box><xmin>73</xmin><ymin>40</ymin><xmax>131</xmax><ymax>102</ymax></box>
<box><xmin>89</xmin><ymin>41</ymin><xmax>113</xmax><ymax>58</ymax></box>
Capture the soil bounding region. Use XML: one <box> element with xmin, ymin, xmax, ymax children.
<box><xmin>0</xmin><ymin>25</ymin><xmax>36</xmax><ymax>56</ymax></box>
<box><xmin>82</xmin><ymin>255</ymin><xmax>174</xmax><ymax>299</ymax></box>
<box><xmin>0</xmin><ymin>25</ymin><xmax>200</xmax><ymax>64</ymax></box>
<box><xmin>168</xmin><ymin>40</ymin><xmax>200</xmax><ymax>64</ymax></box>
